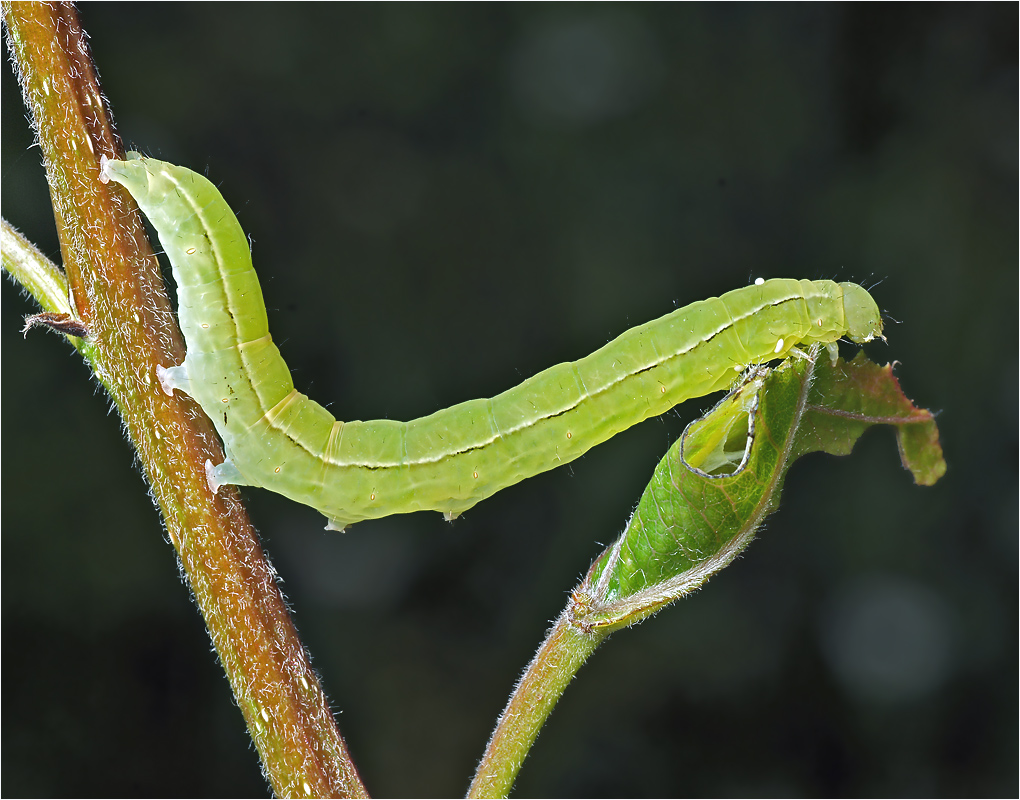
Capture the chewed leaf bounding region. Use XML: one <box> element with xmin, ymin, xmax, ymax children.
<box><xmin>572</xmin><ymin>349</ymin><xmax>946</xmax><ymax>633</ymax></box>
<box><xmin>470</xmin><ymin>352</ymin><xmax>947</xmax><ymax>798</ymax></box>
<box><xmin>680</xmin><ymin>365</ymin><xmax>769</xmax><ymax>477</ymax></box>
<box><xmin>794</xmin><ymin>351</ymin><xmax>947</xmax><ymax>486</ymax></box>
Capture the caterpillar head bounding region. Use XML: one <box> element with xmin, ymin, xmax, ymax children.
<box><xmin>839</xmin><ymin>282</ymin><xmax>885</xmax><ymax>343</ymax></box>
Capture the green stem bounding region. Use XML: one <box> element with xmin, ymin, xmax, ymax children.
<box><xmin>2</xmin><ymin>220</ymin><xmax>73</xmax><ymax>318</ymax></box>
<box><xmin>469</xmin><ymin>609</ymin><xmax>606</xmax><ymax>798</ymax></box>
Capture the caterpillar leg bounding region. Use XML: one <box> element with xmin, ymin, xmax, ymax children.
<box><xmin>206</xmin><ymin>458</ymin><xmax>245</xmax><ymax>494</ymax></box>
<box><xmin>156</xmin><ymin>362</ymin><xmax>194</xmax><ymax>398</ymax></box>
<box><xmin>324</xmin><ymin>516</ymin><xmax>352</xmax><ymax>533</ymax></box>
<box><xmin>787</xmin><ymin>346</ymin><xmax>814</xmax><ymax>362</ymax></box>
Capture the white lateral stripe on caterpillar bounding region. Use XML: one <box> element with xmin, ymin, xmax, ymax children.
<box><xmin>101</xmin><ymin>154</ymin><xmax>883</xmax><ymax>530</ymax></box>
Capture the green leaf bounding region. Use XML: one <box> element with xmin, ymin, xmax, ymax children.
<box><xmin>573</xmin><ymin>347</ymin><xmax>947</xmax><ymax>632</ymax></box>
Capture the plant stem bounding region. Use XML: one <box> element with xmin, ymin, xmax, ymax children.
<box><xmin>468</xmin><ymin>609</ymin><xmax>605</xmax><ymax>798</ymax></box>
<box><xmin>2</xmin><ymin>3</ymin><xmax>366</xmax><ymax>795</ymax></box>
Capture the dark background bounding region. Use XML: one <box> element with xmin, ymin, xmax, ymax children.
<box><xmin>3</xmin><ymin>4</ymin><xmax>1016</xmax><ymax>796</ymax></box>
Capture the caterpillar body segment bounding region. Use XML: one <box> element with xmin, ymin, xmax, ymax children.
<box><xmin>102</xmin><ymin>155</ymin><xmax>883</xmax><ymax>529</ymax></box>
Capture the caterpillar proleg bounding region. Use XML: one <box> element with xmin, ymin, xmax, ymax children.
<box><xmin>100</xmin><ymin>154</ymin><xmax>883</xmax><ymax>530</ymax></box>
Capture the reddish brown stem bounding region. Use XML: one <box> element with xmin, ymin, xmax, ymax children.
<box><xmin>3</xmin><ymin>3</ymin><xmax>366</xmax><ymax>795</ymax></box>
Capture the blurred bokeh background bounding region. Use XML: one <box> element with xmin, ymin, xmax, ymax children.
<box><xmin>3</xmin><ymin>4</ymin><xmax>1016</xmax><ymax>796</ymax></box>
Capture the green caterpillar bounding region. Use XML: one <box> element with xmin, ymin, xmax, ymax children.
<box><xmin>100</xmin><ymin>154</ymin><xmax>883</xmax><ymax>530</ymax></box>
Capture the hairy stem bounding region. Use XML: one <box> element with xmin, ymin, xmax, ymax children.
<box><xmin>2</xmin><ymin>3</ymin><xmax>366</xmax><ymax>795</ymax></box>
<box><xmin>469</xmin><ymin>610</ymin><xmax>605</xmax><ymax>798</ymax></box>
